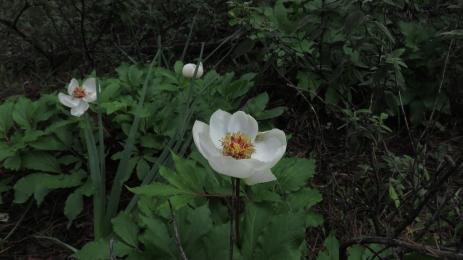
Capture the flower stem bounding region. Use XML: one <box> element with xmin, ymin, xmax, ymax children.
<box><xmin>229</xmin><ymin>178</ymin><xmax>235</xmax><ymax>260</ymax></box>
<box><xmin>82</xmin><ymin>117</ymin><xmax>103</xmax><ymax>239</ymax></box>
<box><xmin>229</xmin><ymin>177</ymin><xmax>241</xmax><ymax>260</ymax></box>
<box><xmin>234</xmin><ymin>178</ymin><xmax>241</xmax><ymax>248</ymax></box>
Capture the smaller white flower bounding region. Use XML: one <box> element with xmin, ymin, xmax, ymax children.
<box><xmin>182</xmin><ymin>62</ymin><xmax>204</xmax><ymax>79</ymax></box>
<box><xmin>58</xmin><ymin>78</ymin><xmax>97</xmax><ymax>117</ymax></box>
<box><xmin>193</xmin><ymin>110</ymin><xmax>287</xmax><ymax>185</ymax></box>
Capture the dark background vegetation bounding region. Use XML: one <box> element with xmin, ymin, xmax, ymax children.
<box><xmin>1</xmin><ymin>0</ymin><xmax>463</xmax><ymax>259</ymax></box>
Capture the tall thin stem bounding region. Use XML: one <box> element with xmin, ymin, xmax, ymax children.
<box><xmin>229</xmin><ymin>177</ymin><xmax>241</xmax><ymax>260</ymax></box>
<box><xmin>82</xmin><ymin>116</ymin><xmax>103</xmax><ymax>238</ymax></box>
<box><xmin>96</xmin><ymin>77</ymin><xmax>106</xmax><ymax>235</ymax></box>
<box><xmin>229</xmin><ymin>178</ymin><xmax>235</xmax><ymax>260</ymax></box>
<box><xmin>234</xmin><ymin>178</ymin><xmax>241</xmax><ymax>248</ymax></box>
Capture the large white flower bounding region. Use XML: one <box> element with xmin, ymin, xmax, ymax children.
<box><xmin>182</xmin><ymin>62</ymin><xmax>204</xmax><ymax>79</ymax></box>
<box><xmin>193</xmin><ymin>110</ymin><xmax>286</xmax><ymax>185</ymax></box>
<box><xmin>58</xmin><ymin>78</ymin><xmax>97</xmax><ymax>117</ymax></box>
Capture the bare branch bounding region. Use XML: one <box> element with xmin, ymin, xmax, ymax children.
<box><xmin>168</xmin><ymin>200</ymin><xmax>188</xmax><ymax>260</ymax></box>
<box><xmin>340</xmin><ymin>236</ymin><xmax>463</xmax><ymax>260</ymax></box>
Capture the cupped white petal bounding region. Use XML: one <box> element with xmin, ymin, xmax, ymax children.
<box><xmin>196</xmin><ymin>62</ymin><xmax>204</xmax><ymax>78</ymax></box>
<box><xmin>209</xmin><ymin>109</ymin><xmax>232</xmax><ymax>149</ymax></box>
<box><xmin>207</xmin><ymin>156</ymin><xmax>267</xmax><ymax>179</ymax></box>
<box><xmin>192</xmin><ymin>120</ymin><xmax>222</xmax><ymax>159</ymax></box>
<box><xmin>70</xmin><ymin>101</ymin><xmax>89</xmax><ymax>117</ymax></box>
<box><xmin>58</xmin><ymin>93</ymin><xmax>80</xmax><ymax>108</ymax></box>
<box><xmin>252</xmin><ymin>129</ymin><xmax>286</xmax><ymax>168</ymax></box>
<box><xmin>82</xmin><ymin>78</ymin><xmax>97</xmax><ymax>102</ymax></box>
<box><xmin>227</xmin><ymin>111</ymin><xmax>258</xmax><ymax>142</ymax></box>
<box><xmin>67</xmin><ymin>78</ymin><xmax>79</xmax><ymax>95</ymax></box>
<box><xmin>244</xmin><ymin>169</ymin><xmax>277</xmax><ymax>185</ymax></box>
<box><xmin>182</xmin><ymin>62</ymin><xmax>204</xmax><ymax>79</ymax></box>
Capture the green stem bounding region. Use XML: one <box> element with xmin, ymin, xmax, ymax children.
<box><xmin>229</xmin><ymin>178</ymin><xmax>235</xmax><ymax>260</ymax></box>
<box><xmin>104</xmin><ymin>44</ymin><xmax>162</xmax><ymax>225</ymax></box>
<box><xmin>82</xmin><ymin>116</ymin><xmax>103</xmax><ymax>239</ymax></box>
<box><xmin>96</xmin><ymin>78</ymin><xmax>107</xmax><ymax>235</ymax></box>
<box><xmin>234</xmin><ymin>178</ymin><xmax>241</xmax><ymax>248</ymax></box>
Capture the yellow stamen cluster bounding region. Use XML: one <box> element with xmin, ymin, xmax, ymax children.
<box><xmin>72</xmin><ymin>87</ymin><xmax>86</xmax><ymax>98</ymax></box>
<box><xmin>221</xmin><ymin>131</ymin><xmax>255</xmax><ymax>160</ymax></box>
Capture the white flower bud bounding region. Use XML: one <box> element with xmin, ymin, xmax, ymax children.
<box><xmin>182</xmin><ymin>62</ymin><xmax>204</xmax><ymax>79</ymax></box>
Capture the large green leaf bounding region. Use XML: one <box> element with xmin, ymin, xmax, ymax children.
<box><xmin>201</xmin><ymin>223</ymin><xmax>230</xmax><ymax>260</ymax></box>
<box><xmin>287</xmin><ymin>187</ymin><xmax>322</xmax><ymax>210</ymax></box>
<box><xmin>255</xmin><ymin>212</ymin><xmax>306</xmax><ymax>259</ymax></box>
<box><xmin>12</xmin><ymin>98</ymin><xmax>34</xmax><ymax>130</ymax></box>
<box><xmin>179</xmin><ymin>204</ymin><xmax>213</xmax><ymax>250</ymax></box>
<box><xmin>241</xmin><ymin>203</ymin><xmax>271</xmax><ymax>258</ymax></box>
<box><xmin>273</xmin><ymin>158</ymin><xmax>316</xmax><ymax>191</ymax></box>
<box><xmin>22</xmin><ymin>151</ymin><xmax>61</xmax><ymax>173</ymax></box>
<box><xmin>242</xmin><ymin>92</ymin><xmax>269</xmax><ymax>115</ymax></box>
<box><xmin>317</xmin><ymin>233</ymin><xmax>340</xmax><ymax>260</ymax></box>
<box><xmin>14</xmin><ymin>171</ymin><xmax>84</xmax><ymax>205</ymax></box>
<box><xmin>112</xmin><ymin>212</ymin><xmax>139</xmax><ymax>247</ymax></box>
<box><xmin>64</xmin><ymin>180</ymin><xmax>94</xmax><ymax>224</ymax></box>
<box><xmin>139</xmin><ymin>215</ymin><xmax>174</xmax><ymax>258</ymax></box>
<box><xmin>29</xmin><ymin>135</ymin><xmax>68</xmax><ymax>151</ymax></box>
<box><xmin>159</xmin><ymin>153</ymin><xmax>205</xmax><ymax>193</ymax></box>
<box><xmin>3</xmin><ymin>153</ymin><xmax>21</xmax><ymax>170</ymax></box>
<box><xmin>0</xmin><ymin>101</ymin><xmax>14</xmax><ymax>134</ymax></box>
<box><xmin>73</xmin><ymin>238</ymin><xmax>133</xmax><ymax>260</ymax></box>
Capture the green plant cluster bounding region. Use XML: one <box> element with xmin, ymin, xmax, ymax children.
<box><xmin>0</xmin><ymin>60</ymin><xmax>327</xmax><ymax>258</ymax></box>
<box><xmin>228</xmin><ymin>0</ymin><xmax>462</xmax><ymax>124</ymax></box>
<box><xmin>0</xmin><ymin>61</ymin><xmax>278</xmax><ymax>213</ymax></box>
<box><xmin>74</xmin><ymin>154</ymin><xmax>321</xmax><ymax>259</ymax></box>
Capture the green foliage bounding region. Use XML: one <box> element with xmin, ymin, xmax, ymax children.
<box><xmin>316</xmin><ymin>233</ymin><xmax>339</xmax><ymax>260</ymax></box>
<box><xmin>13</xmin><ymin>171</ymin><xmax>85</xmax><ymax>205</ymax></box>
<box><xmin>228</xmin><ymin>0</ymin><xmax>460</xmax><ymax>125</ymax></box>
<box><xmin>71</xmin><ymin>153</ymin><xmax>322</xmax><ymax>259</ymax></box>
<box><xmin>0</xmin><ymin>61</ymin><xmax>295</xmax><ymax>258</ymax></box>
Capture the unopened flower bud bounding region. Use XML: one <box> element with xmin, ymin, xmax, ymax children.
<box><xmin>182</xmin><ymin>62</ymin><xmax>204</xmax><ymax>79</ymax></box>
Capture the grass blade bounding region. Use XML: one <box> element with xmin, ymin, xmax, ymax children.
<box><xmin>104</xmin><ymin>43</ymin><xmax>162</xmax><ymax>224</ymax></box>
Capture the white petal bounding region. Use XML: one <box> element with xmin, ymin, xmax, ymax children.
<box><xmin>58</xmin><ymin>93</ymin><xmax>80</xmax><ymax>108</ymax></box>
<box><xmin>67</xmin><ymin>78</ymin><xmax>79</xmax><ymax>95</ymax></box>
<box><xmin>244</xmin><ymin>169</ymin><xmax>277</xmax><ymax>185</ymax></box>
<box><xmin>207</xmin><ymin>156</ymin><xmax>267</xmax><ymax>179</ymax></box>
<box><xmin>227</xmin><ymin>111</ymin><xmax>258</xmax><ymax>142</ymax></box>
<box><xmin>82</xmin><ymin>78</ymin><xmax>97</xmax><ymax>102</ymax></box>
<box><xmin>192</xmin><ymin>120</ymin><xmax>221</xmax><ymax>159</ymax></box>
<box><xmin>182</xmin><ymin>63</ymin><xmax>204</xmax><ymax>79</ymax></box>
<box><xmin>196</xmin><ymin>62</ymin><xmax>204</xmax><ymax>78</ymax></box>
<box><xmin>209</xmin><ymin>109</ymin><xmax>232</xmax><ymax>149</ymax></box>
<box><xmin>70</xmin><ymin>101</ymin><xmax>89</xmax><ymax>117</ymax></box>
<box><xmin>252</xmin><ymin>129</ymin><xmax>286</xmax><ymax>168</ymax></box>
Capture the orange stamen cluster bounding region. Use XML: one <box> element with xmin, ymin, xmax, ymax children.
<box><xmin>221</xmin><ymin>131</ymin><xmax>255</xmax><ymax>160</ymax></box>
<box><xmin>72</xmin><ymin>87</ymin><xmax>86</xmax><ymax>98</ymax></box>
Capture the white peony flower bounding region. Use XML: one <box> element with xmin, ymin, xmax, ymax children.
<box><xmin>182</xmin><ymin>62</ymin><xmax>204</xmax><ymax>79</ymax></box>
<box><xmin>192</xmin><ymin>109</ymin><xmax>286</xmax><ymax>185</ymax></box>
<box><xmin>58</xmin><ymin>78</ymin><xmax>97</xmax><ymax>117</ymax></box>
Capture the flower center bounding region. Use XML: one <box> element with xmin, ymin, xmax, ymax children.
<box><xmin>72</xmin><ymin>87</ymin><xmax>86</xmax><ymax>98</ymax></box>
<box><xmin>221</xmin><ymin>131</ymin><xmax>255</xmax><ymax>160</ymax></box>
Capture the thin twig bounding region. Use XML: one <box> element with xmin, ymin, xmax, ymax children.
<box><xmin>2</xmin><ymin>199</ymin><xmax>33</xmax><ymax>242</ymax></box>
<box><xmin>340</xmin><ymin>236</ymin><xmax>463</xmax><ymax>260</ymax></box>
<box><xmin>180</xmin><ymin>10</ymin><xmax>199</xmax><ymax>61</ymax></box>
<box><xmin>397</xmin><ymin>89</ymin><xmax>416</xmax><ymax>152</ymax></box>
<box><xmin>32</xmin><ymin>235</ymin><xmax>78</xmax><ymax>253</ymax></box>
<box><xmin>168</xmin><ymin>200</ymin><xmax>188</xmax><ymax>260</ymax></box>
<box><xmin>418</xmin><ymin>39</ymin><xmax>454</xmax><ymax>143</ymax></box>
<box><xmin>393</xmin><ymin>157</ymin><xmax>463</xmax><ymax>237</ymax></box>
